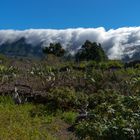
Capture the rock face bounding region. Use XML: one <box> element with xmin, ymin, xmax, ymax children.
<box><xmin>122</xmin><ymin>45</ymin><xmax>140</xmax><ymax>62</ymax></box>
<box><xmin>0</xmin><ymin>38</ymin><xmax>43</xmax><ymax>58</ymax></box>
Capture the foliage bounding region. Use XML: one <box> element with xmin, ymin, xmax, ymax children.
<box><xmin>62</xmin><ymin>111</ymin><xmax>78</xmax><ymax>124</ymax></box>
<box><xmin>75</xmin><ymin>40</ymin><xmax>108</xmax><ymax>62</ymax></box>
<box><xmin>98</xmin><ymin>60</ymin><xmax>124</xmax><ymax>70</ymax></box>
<box><xmin>47</xmin><ymin>87</ymin><xmax>76</xmax><ymax>110</ymax></box>
<box><xmin>0</xmin><ymin>65</ymin><xmax>18</xmax><ymax>75</ymax></box>
<box><xmin>43</xmin><ymin>42</ymin><xmax>65</xmax><ymax>57</ymax></box>
<box><xmin>0</xmin><ymin>65</ymin><xmax>18</xmax><ymax>83</ymax></box>
<box><xmin>76</xmin><ymin>92</ymin><xmax>140</xmax><ymax>140</ymax></box>
<box><xmin>0</xmin><ymin>54</ymin><xmax>9</xmax><ymax>64</ymax></box>
<box><xmin>0</xmin><ymin>96</ymin><xmax>56</xmax><ymax>140</ymax></box>
<box><xmin>47</xmin><ymin>87</ymin><xmax>88</xmax><ymax>110</ymax></box>
<box><xmin>0</xmin><ymin>54</ymin><xmax>140</xmax><ymax>139</ymax></box>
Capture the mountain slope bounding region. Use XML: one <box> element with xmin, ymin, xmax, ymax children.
<box><xmin>0</xmin><ymin>38</ymin><xmax>43</xmax><ymax>58</ymax></box>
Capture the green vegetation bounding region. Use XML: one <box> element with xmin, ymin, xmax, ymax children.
<box><xmin>76</xmin><ymin>92</ymin><xmax>140</xmax><ymax>140</ymax></box>
<box><xmin>75</xmin><ymin>40</ymin><xmax>107</xmax><ymax>62</ymax></box>
<box><xmin>62</xmin><ymin>111</ymin><xmax>78</xmax><ymax>124</ymax></box>
<box><xmin>0</xmin><ymin>41</ymin><xmax>140</xmax><ymax>139</ymax></box>
<box><xmin>43</xmin><ymin>42</ymin><xmax>65</xmax><ymax>57</ymax></box>
<box><xmin>0</xmin><ymin>96</ymin><xmax>56</xmax><ymax>140</ymax></box>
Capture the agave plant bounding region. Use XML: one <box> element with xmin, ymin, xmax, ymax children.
<box><xmin>131</xmin><ymin>76</ymin><xmax>140</xmax><ymax>93</ymax></box>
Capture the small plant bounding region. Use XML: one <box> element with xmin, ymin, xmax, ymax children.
<box><xmin>62</xmin><ymin>111</ymin><xmax>78</xmax><ymax>124</ymax></box>
<box><xmin>47</xmin><ymin>87</ymin><xmax>77</xmax><ymax>110</ymax></box>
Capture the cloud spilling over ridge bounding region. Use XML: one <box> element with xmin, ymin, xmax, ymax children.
<box><xmin>0</xmin><ymin>27</ymin><xmax>140</xmax><ymax>60</ymax></box>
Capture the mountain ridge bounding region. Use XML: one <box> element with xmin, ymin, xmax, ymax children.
<box><xmin>0</xmin><ymin>37</ymin><xmax>43</xmax><ymax>58</ymax></box>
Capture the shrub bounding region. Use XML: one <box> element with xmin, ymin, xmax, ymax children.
<box><xmin>47</xmin><ymin>87</ymin><xmax>88</xmax><ymax>110</ymax></box>
<box><xmin>62</xmin><ymin>111</ymin><xmax>78</xmax><ymax>124</ymax></box>
<box><xmin>47</xmin><ymin>87</ymin><xmax>77</xmax><ymax>110</ymax></box>
<box><xmin>75</xmin><ymin>40</ymin><xmax>108</xmax><ymax>62</ymax></box>
<box><xmin>76</xmin><ymin>92</ymin><xmax>140</xmax><ymax>139</ymax></box>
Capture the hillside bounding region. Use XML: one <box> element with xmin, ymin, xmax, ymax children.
<box><xmin>0</xmin><ymin>55</ymin><xmax>140</xmax><ymax>139</ymax></box>
<box><xmin>0</xmin><ymin>38</ymin><xmax>43</xmax><ymax>58</ymax></box>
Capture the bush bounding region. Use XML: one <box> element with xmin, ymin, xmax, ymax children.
<box><xmin>47</xmin><ymin>87</ymin><xmax>88</xmax><ymax>110</ymax></box>
<box><xmin>76</xmin><ymin>92</ymin><xmax>140</xmax><ymax>140</ymax></box>
<box><xmin>62</xmin><ymin>111</ymin><xmax>78</xmax><ymax>124</ymax></box>
<box><xmin>47</xmin><ymin>87</ymin><xmax>77</xmax><ymax>110</ymax></box>
<box><xmin>75</xmin><ymin>40</ymin><xmax>108</xmax><ymax>62</ymax></box>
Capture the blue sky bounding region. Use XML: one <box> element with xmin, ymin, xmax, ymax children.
<box><xmin>0</xmin><ymin>0</ymin><xmax>140</xmax><ymax>30</ymax></box>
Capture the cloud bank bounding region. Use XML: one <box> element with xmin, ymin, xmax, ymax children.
<box><xmin>0</xmin><ymin>27</ymin><xmax>140</xmax><ymax>60</ymax></box>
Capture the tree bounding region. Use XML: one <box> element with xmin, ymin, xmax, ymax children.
<box><xmin>75</xmin><ymin>40</ymin><xmax>108</xmax><ymax>62</ymax></box>
<box><xmin>43</xmin><ymin>43</ymin><xmax>65</xmax><ymax>57</ymax></box>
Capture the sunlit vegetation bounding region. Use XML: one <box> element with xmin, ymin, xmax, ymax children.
<box><xmin>0</xmin><ymin>96</ymin><xmax>56</xmax><ymax>140</ymax></box>
<box><xmin>0</xmin><ymin>40</ymin><xmax>140</xmax><ymax>139</ymax></box>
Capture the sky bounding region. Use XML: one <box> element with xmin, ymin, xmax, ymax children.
<box><xmin>0</xmin><ymin>0</ymin><xmax>140</xmax><ymax>30</ymax></box>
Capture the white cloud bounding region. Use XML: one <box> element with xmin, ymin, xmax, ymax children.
<box><xmin>0</xmin><ymin>27</ymin><xmax>140</xmax><ymax>60</ymax></box>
